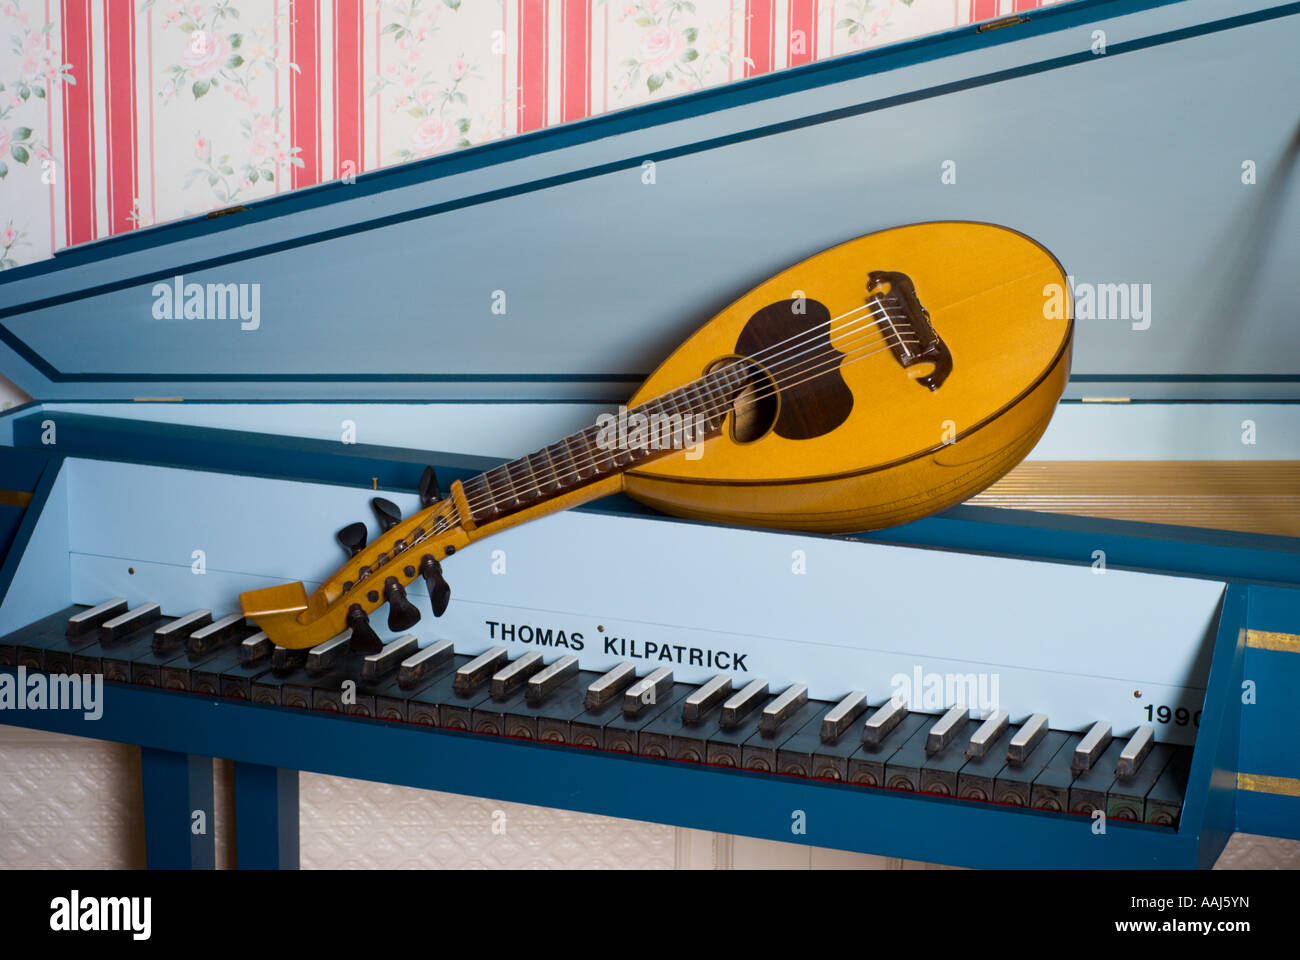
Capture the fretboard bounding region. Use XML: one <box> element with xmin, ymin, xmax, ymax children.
<box><xmin>462</xmin><ymin>363</ymin><xmax>748</xmax><ymax>525</ymax></box>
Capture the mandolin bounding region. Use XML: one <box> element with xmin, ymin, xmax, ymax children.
<box><xmin>241</xmin><ymin>221</ymin><xmax>1073</xmax><ymax>651</ymax></box>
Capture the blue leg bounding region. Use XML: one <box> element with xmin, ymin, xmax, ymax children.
<box><xmin>233</xmin><ymin>762</ymin><xmax>299</xmax><ymax>869</ymax></box>
<box><xmin>140</xmin><ymin>748</ymin><xmax>216</xmax><ymax>869</ymax></box>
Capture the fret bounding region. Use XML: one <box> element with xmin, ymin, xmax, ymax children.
<box><xmin>521</xmin><ymin>451</ymin><xmax>550</xmax><ymax>498</ymax></box>
<box><xmin>562</xmin><ymin>433</ymin><xmax>595</xmax><ymax>481</ymax></box>
<box><xmin>579</xmin><ymin>428</ymin><xmax>612</xmax><ymax>477</ymax></box>
<box><xmin>467</xmin><ymin>472</ymin><xmax>501</xmax><ymax>523</ymax></box>
<box><xmin>464</xmin><ymin>474</ymin><xmax>488</xmax><ymax>513</ymax></box>
<box><xmin>489</xmin><ymin>462</ymin><xmax>521</xmax><ymax>510</ymax></box>
<box><xmin>536</xmin><ymin>446</ymin><xmax>563</xmax><ymax>494</ymax></box>
<box><xmin>543</xmin><ymin>443</ymin><xmax>569</xmax><ymax>489</ymax></box>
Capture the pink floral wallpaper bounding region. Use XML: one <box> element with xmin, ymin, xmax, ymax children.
<box><xmin>0</xmin><ymin>0</ymin><xmax>1070</xmax><ymax>271</ymax></box>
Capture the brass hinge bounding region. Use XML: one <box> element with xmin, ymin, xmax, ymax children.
<box><xmin>206</xmin><ymin>204</ymin><xmax>246</xmax><ymax>219</ymax></box>
<box><xmin>977</xmin><ymin>15</ymin><xmax>1029</xmax><ymax>33</ymax></box>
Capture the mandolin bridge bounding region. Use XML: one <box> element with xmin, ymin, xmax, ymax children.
<box><xmin>867</xmin><ymin>270</ymin><xmax>953</xmax><ymax>391</ymax></box>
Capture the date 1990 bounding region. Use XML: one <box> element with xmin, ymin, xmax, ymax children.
<box><xmin>1144</xmin><ymin>704</ymin><xmax>1201</xmax><ymax>727</ymax></box>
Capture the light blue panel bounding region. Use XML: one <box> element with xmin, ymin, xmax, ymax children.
<box><xmin>1</xmin><ymin>0</ymin><xmax>1296</xmax><ymax>400</ymax></box>
<box><xmin>0</xmin><ymin>462</ymin><xmax>69</xmax><ymax>634</ymax></box>
<box><xmin>21</xmin><ymin>398</ymin><xmax>1300</xmax><ymax>462</ymax></box>
<box><xmin>60</xmin><ymin>457</ymin><xmax>1225</xmax><ymax>741</ymax></box>
<box><xmin>1032</xmin><ymin>402</ymin><xmax>1300</xmax><ymax>460</ymax></box>
<box><xmin>38</xmin><ymin>401</ymin><xmax>612</xmax><ymax>460</ymax></box>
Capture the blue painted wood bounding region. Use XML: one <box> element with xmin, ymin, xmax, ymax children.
<box><xmin>233</xmin><ymin>763</ymin><xmax>299</xmax><ymax>870</ymax></box>
<box><xmin>1185</xmin><ymin>584</ymin><xmax>1246</xmax><ymax>868</ymax></box>
<box><xmin>1245</xmin><ymin>583</ymin><xmax>1300</xmax><ymax>633</ymax></box>
<box><xmin>140</xmin><ymin>747</ymin><xmax>216</xmax><ymax>870</ymax></box>
<box><xmin>1236</xmin><ymin>790</ymin><xmax>1300</xmax><ymax>842</ymax></box>
<box><xmin>0</xmin><ymin>457</ymin><xmax>62</xmax><ymax>613</ymax></box>
<box><xmin>10</xmin><ymin>411</ymin><xmax>492</xmax><ymax>493</ymax></box>
<box><xmin>0</xmin><ymin>671</ymin><xmax>1213</xmax><ymax>868</ymax></box>
<box><xmin>1237</xmin><ymin>584</ymin><xmax>1300</xmax><ymax>834</ymax></box>
<box><xmin>1238</xmin><ymin>648</ymin><xmax>1300</xmax><ymax>806</ymax></box>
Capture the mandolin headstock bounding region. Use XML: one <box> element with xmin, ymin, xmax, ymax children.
<box><xmin>239</xmin><ymin>469</ymin><xmax>469</xmax><ymax>652</ymax></box>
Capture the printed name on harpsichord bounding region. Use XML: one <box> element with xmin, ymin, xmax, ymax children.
<box><xmin>49</xmin><ymin>890</ymin><xmax>150</xmax><ymax>940</ymax></box>
<box><xmin>150</xmin><ymin>274</ymin><xmax>261</xmax><ymax>330</ymax></box>
<box><xmin>486</xmin><ymin>620</ymin><xmax>585</xmax><ymax>649</ymax></box>
<box><xmin>483</xmin><ymin>620</ymin><xmax>748</xmax><ymax>670</ymax></box>
<box><xmin>0</xmin><ymin>666</ymin><xmax>102</xmax><ymax>719</ymax></box>
<box><xmin>604</xmin><ymin>635</ymin><xmax>748</xmax><ymax>671</ymax></box>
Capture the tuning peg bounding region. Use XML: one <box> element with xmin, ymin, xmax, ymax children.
<box><xmin>419</xmin><ymin>466</ymin><xmax>442</xmax><ymax>506</ymax></box>
<box><xmin>419</xmin><ymin>554</ymin><xmax>451</xmax><ymax>617</ymax></box>
<box><xmin>336</xmin><ymin>521</ymin><xmax>367</xmax><ymax>559</ymax></box>
<box><xmin>345</xmin><ymin>604</ymin><xmax>383</xmax><ymax>655</ymax></box>
<box><xmin>371</xmin><ymin>497</ymin><xmax>402</xmax><ymax>533</ymax></box>
<box><xmin>383</xmin><ymin>576</ymin><xmax>422</xmax><ymax>632</ymax></box>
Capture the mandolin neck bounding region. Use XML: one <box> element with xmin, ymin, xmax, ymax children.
<box><xmin>460</xmin><ymin>365</ymin><xmax>746</xmax><ymax>528</ymax></box>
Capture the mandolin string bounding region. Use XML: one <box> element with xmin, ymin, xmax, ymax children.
<box><xmin>461</xmin><ymin>321</ymin><xmax>915</xmax><ymax>516</ymax></box>
<box><xmin>362</xmin><ymin>320</ymin><xmax>926</xmax><ymax>585</ymax></box>
<box><xmin>468</xmin><ymin>299</ymin><xmax>898</xmax><ymax>498</ymax></box>
<box><xmin>456</xmin><ymin>329</ymin><xmax>920</xmax><ymax>523</ymax></box>
<box><xmin>465</xmin><ymin>299</ymin><xmax>916</xmax><ymax>512</ymax></box>
<box><xmin>461</xmin><ymin>311</ymin><xmax>921</xmax><ymax>517</ymax></box>
<box><xmin>459</xmin><ymin>317</ymin><xmax>922</xmax><ymax>517</ymax></box>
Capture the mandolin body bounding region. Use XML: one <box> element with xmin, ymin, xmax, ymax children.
<box><xmin>621</xmin><ymin>221</ymin><xmax>1073</xmax><ymax>532</ymax></box>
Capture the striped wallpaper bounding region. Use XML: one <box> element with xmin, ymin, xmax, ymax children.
<box><xmin>0</xmin><ymin>0</ymin><xmax>1069</xmax><ymax>271</ymax></box>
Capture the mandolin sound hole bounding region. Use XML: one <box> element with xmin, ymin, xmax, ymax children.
<box><xmin>707</xmin><ymin>356</ymin><xmax>778</xmax><ymax>444</ymax></box>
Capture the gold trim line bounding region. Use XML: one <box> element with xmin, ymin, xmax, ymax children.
<box><xmin>1238</xmin><ymin>772</ymin><xmax>1300</xmax><ymax>798</ymax></box>
<box><xmin>0</xmin><ymin>490</ymin><xmax>32</xmax><ymax>508</ymax></box>
<box><xmin>1246</xmin><ymin>630</ymin><xmax>1300</xmax><ymax>654</ymax></box>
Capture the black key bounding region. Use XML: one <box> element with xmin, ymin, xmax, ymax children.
<box><xmin>3</xmin><ymin>607</ymin><xmax>85</xmax><ymax>670</ymax></box>
<box><xmin>1031</xmin><ymin>733</ymin><xmax>1085</xmax><ymax>812</ymax></box>
<box><xmin>994</xmin><ymin>730</ymin><xmax>1070</xmax><ymax>808</ymax></box>
<box><xmin>847</xmin><ymin>711</ymin><xmax>929</xmax><ymax>787</ymax></box>
<box><xmin>1144</xmin><ymin>749</ymin><xmax>1192</xmax><ymax>827</ymax></box>
<box><xmin>490</xmin><ymin>667</ymin><xmax>603</xmax><ymax>742</ymax></box>
<box><xmin>882</xmin><ymin>715</ymin><xmax>943</xmax><ymax>791</ymax></box>
<box><xmin>779</xmin><ymin>698</ymin><xmax>875</xmax><ymax>780</ymax></box>
<box><xmin>1069</xmin><ymin>739</ymin><xmax>1127</xmax><ymax>815</ymax></box>
<box><xmin>957</xmin><ymin>716</ymin><xmax>1017</xmax><ymax>802</ymax></box>
<box><xmin>384</xmin><ymin>654</ymin><xmax>474</xmax><ymax>726</ymax></box>
<box><xmin>1107</xmin><ymin>743</ymin><xmax>1175</xmax><ymax>822</ymax></box>
<box><xmin>743</xmin><ymin>696</ymin><xmax>825</xmax><ymax>772</ymax></box>
<box><xmin>919</xmin><ymin>718</ymin><xmax>983</xmax><ymax>796</ymax></box>
<box><xmin>572</xmin><ymin>682</ymin><xmax>695</xmax><ymax>753</ymax></box>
